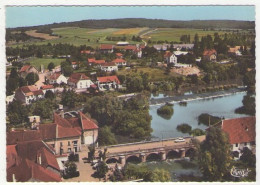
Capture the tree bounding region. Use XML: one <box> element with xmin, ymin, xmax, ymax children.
<box><xmin>9</xmin><ymin>67</ymin><xmax>19</xmax><ymax>79</ymax></box>
<box><xmin>25</xmin><ymin>72</ymin><xmax>39</xmax><ymax>85</ymax></box>
<box><xmin>7</xmin><ymin>100</ymin><xmax>29</xmax><ymax>125</ymax></box>
<box><xmin>240</xmin><ymin>147</ymin><xmax>256</xmax><ymax>168</ymax></box>
<box><xmin>88</xmin><ymin>146</ymin><xmax>95</xmax><ymax>162</ymax></box>
<box><xmin>6</xmin><ymin>78</ymin><xmax>19</xmax><ymax>95</ymax></box>
<box><xmin>157</xmin><ymin>104</ymin><xmax>174</xmax><ymax>120</ymax></box>
<box><xmin>198</xmin><ymin>127</ymin><xmax>232</xmax><ymax>181</ymax></box>
<box><xmin>47</xmin><ymin>62</ymin><xmax>55</xmax><ymax>71</ymax></box>
<box><xmin>45</xmin><ymin>90</ymin><xmax>55</xmax><ymax>99</ymax></box>
<box><xmin>98</xmin><ymin>126</ymin><xmax>117</xmax><ymax>146</ymax></box>
<box><xmin>62</xmin><ymin>65</ymin><xmax>73</xmax><ymax>77</ymax></box>
<box><xmin>95</xmin><ymin>161</ymin><xmax>108</xmax><ymax>178</ymax></box>
<box><xmin>61</xmin><ymin>89</ymin><xmax>82</xmax><ymax>108</ymax></box>
<box><xmin>31</xmin><ymin>99</ymin><xmax>56</xmax><ymax>119</ymax></box>
<box><xmin>143</xmin><ymin>168</ymin><xmax>171</xmax><ymax>182</ymax></box>
<box><xmin>64</xmin><ymin>161</ymin><xmax>78</xmax><ymax>178</ymax></box>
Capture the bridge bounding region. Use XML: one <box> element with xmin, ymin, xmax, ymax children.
<box><xmin>95</xmin><ymin>135</ymin><xmax>205</xmax><ymax>165</ymax></box>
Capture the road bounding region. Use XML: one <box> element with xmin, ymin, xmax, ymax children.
<box><xmin>98</xmin><ymin>135</ymin><xmax>205</xmax><ymax>156</ymax></box>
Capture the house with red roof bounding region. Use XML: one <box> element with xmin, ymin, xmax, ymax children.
<box><xmin>112</xmin><ymin>58</ymin><xmax>127</xmax><ymax>67</ymax></box>
<box><xmin>87</xmin><ymin>58</ymin><xmax>106</xmax><ymax>66</ymax></box>
<box><xmin>68</xmin><ymin>73</ymin><xmax>94</xmax><ymax>90</ymax></box>
<box><xmin>115</xmin><ymin>53</ymin><xmax>123</xmax><ymax>58</ymax></box>
<box><xmin>15</xmin><ymin>85</ymin><xmax>44</xmax><ymax>104</ymax></box>
<box><xmin>6</xmin><ymin>134</ymin><xmax>61</xmax><ymax>182</ymax></box>
<box><xmin>100</xmin><ymin>62</ymin><xmax>118</xmax><ymax>72</ymax></box>
<box><xmin>203</xmin><ymin>49</ymin><xmax>217</xmax><ymax>61</ymax></box>
<box><xmin>221</xmin><ymin>116</ymin><xmax>255</xmax><ymax>157</ymax></box>
<box><xmin>19</xmin><ymin>65</ymin><xmax>38</xmax><ymax>78</ymax></box>
<box><xmin>41</xmin><ymin>84</ymin><xmax>55</xmax><ymax>94</ymax></box>
<box><xmin>47</xmin><ymin>72</ymin><xmax>67</xmax><ymax>85</ymax></box>
<box><xmin>100</xmin><ymin>44</ymin><xmax>114</xmax><ymax>53</ymax></box>
<box><xmin>71</xmin><ymin>61</ymin><xmax>79</xmax><ymax>69</ymax></box>
<box><xmin>97</xmin><ymin>75</ymin><xmax>121</xmax><ymax>90</ymax></box>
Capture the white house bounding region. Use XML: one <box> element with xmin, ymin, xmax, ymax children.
<box><xmin>14</xmin><ymin>85</ymin><xmax>44</xmax><ymax>105</ymax></box>
<box><xmin>97</xmin><ymin>75</ymin><xmax>121</xmax><ymax>90</ymax></box>
<box><xmin>68</xmin><ymin>73</ymin><xmax>94</xmax><ymax>90</ymax></box>
<box><xmin>47</xmin><ymin>72</ymin><xmax>67</xmax><ymax>85</ymax></box>
<box><xmin>164</xmin><ymin>51</ymin><xmax>177</xmax><ymax>64</ymax></box>
<box><xmin>100</xmin><ymin>62</ymin><xmax>118</xmax><ymax>72</ymax></box>
<box><xmin>221</xmin><ymin>116</ymin><xmax>255</xmax><ymax>158</ymax></box>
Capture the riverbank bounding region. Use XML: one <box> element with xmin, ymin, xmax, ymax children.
<box><xmin>150</xmin><ymin>87</ymin><xmax>246</xmax><ymax>106</ymax></box>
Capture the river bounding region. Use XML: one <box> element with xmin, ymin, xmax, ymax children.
<box><xmin>150</xmin><ymin>90</ymin><xmax>248</xmax><ymax>139</ymax></box>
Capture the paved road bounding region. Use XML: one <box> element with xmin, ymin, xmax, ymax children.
<box><xmin>98</xmin><ymin>135</ymin><xmax>205</xmax><ymax>156</ymax></box>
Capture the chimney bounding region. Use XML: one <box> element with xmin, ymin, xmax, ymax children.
<box><xmin>38</xmin><ymin>154</ymin><xmax>42</xmax><ymax>165</ymax></box>
<box><xmin>12</xmin><ymin>174</ymin><xmax>16</xmax><ymax>182</ymax></box>
<box><xmin>60</xmin><ymin>110</ymin><xmax>64</xmax><ymax>118</ymax></box>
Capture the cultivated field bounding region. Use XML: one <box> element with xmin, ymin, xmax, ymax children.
<box><xmin>16</xmin><ymin>27</ymin><xmax>247</xmax><ymax>48</ymax></box>
<box><xmin>25</xmin><ymin>30</ymin><xmax>59</xmax><ymax>40</ymax></box>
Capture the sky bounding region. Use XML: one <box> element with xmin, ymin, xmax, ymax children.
<box><xmin>6</xmin><ymin>6</ymin><xmax>255</xmax><ymax>28</ymax></box>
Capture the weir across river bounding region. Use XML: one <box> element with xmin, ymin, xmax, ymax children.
<box><xmin>95</xmin><ymin>136</ymin><xmax>205</xmax><ymax>165</ymax></box>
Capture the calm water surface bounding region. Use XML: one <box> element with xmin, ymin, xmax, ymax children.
<box><xmin>150</xmin><ymin>92</ymin><xmax>247</xmax><ymax>139</ymax></box>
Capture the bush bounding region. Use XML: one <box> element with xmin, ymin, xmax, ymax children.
<box><xmin>198</xmin><ymin>113</ymin><xmax>222</xmax><ymax>126</ymax></box>
<box><xmin>189</xmin><ymin>128</ymin><xmax>205</xmax><ymax>136</ymax></box>
<box><xmin>157</xmin><ymin>104</ymin><xmax>174</xmax><ymax>120</ymax></box>
<box><xmin>68</xmin><ymin>153</ymin><xmax>79</xmax><ymax>162</ymax></box>
<box><xmin>176</xmin><ymin>123</ymin><xmax>192</xmax><ymax>133</ymax></box>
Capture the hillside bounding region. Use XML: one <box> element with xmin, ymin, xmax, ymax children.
<box><xmin>8</xmin><ymin>18</ymin><xmax>255</xmax><ymax>32</ymax></box>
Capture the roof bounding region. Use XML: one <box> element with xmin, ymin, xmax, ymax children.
<box><xmin>19</xmin><ymin>65</ymin><xmax>32</xmax><ymax>73</ymax></box>
<box><xmin>101</xmin><ymin>62</ymin><xmax>116</xmax><ymax>67</ymax></box>
<box><xmin>71</xmin><ymin>61</ymin><xmax>77</xmax><ymax>65</ymax></box>
<box><xmin>203</xmin><ymin>49</ymin><xmax>217</xmax><ymax>56</ymax></box>
<box><xmin>39</xmin><ymin>124</ymin><xmax>57</xmax><ymax>140</ymax></box>
<box><xmin>41</xmin><ymin>85</ymin><xmax>54</xmax><ymax>90</ymax></box>
<box><xmin>81</xmin><ymin>50</ymin><xmax>91</xmax><ymax>54</ymax></box>
<box><xmin>164</xmin><ymin>51</ymin><xmax>173</xmax><ymax>58</ymax></box>
<box><xmin>20</xmin><ymin>85</ymin><xmax>38</xmax><ymax>94</ymax></box>
<box><xmin>79</xmin><ymin>112</ymin><xmax>98</xmax><ymax>130</ymax></box>
<box><xmin>88</xmin><ymin>58</ymin><xmax>96</xmax><ymax>63</ymax></box>
<box><xmin>222</xmin><ymin>116</ymin><xmax>255</xmax><ymax>144</ymax></box>
<box><xmin>124</xmin><ymin>45</ymin><xmax>137</xmax><ymax>50</ymax></box>
<box><xmin>100</xmin><ymin>44</ymin><xmax>114</xmax><ymax>50</ymax></box>
<box><xmin>97</xmin><ymin>75</ymin><xmax>120</xmax><ymax>84</ymax></box>
<box><xmin>6</xmin><ymin>139</ymin><xmax>61</xmax><ymax>182</ymax></box>
<box><xmin>116</xmin><ymin>53</ymin><xmax>123</xmax><ymax>57</ymax></box>
<box><xmin>48</xmin><ymin>72</ymin><xmax>61</xmax><ymax>80</ymax></box>
<box><xmin>7</xmin><ymin>130</ymin><xmax>42</xmax><ymax>145</ymax></box>
<box><xmin>112</xmin><ymin>58</ymin><xmax>126</xmax><ymax>63</ymax></box>
<box><xmin>68</xmin><ymin>73</ymin><xmax>90</xmax><ymax>84</ymax></box>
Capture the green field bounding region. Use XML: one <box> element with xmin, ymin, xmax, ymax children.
<box><xmin>8</xmin><ymin>27</ymin><xmax>250</xmax><ymax>48</ymax></box>
<box><xmin>143</xmin><ymin>28</ymin><xmax>230</xmax><ymax>43</ymax></box>
<box><xmin>25</xmin><ymin>57</ymin><xmax>65</xmax><ymax>70</ymax></box>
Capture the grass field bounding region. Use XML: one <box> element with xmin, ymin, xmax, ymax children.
<box><xmin>25</xmin><ymin>57</ymin><xmax>65</xmax><ymax>70</ymax></box>
<box><xmin>143</xmin><ymin>28</ymin><xmax>230</xmax><ymax>43</ymax></box>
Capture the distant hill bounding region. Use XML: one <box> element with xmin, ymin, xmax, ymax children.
<box><xmin>8</xmin><ymin>18</ymin><xmax>255</xmax><ymax>32</ymax></box>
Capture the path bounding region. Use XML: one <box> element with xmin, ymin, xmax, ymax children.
<box><xmin>139</xmin><ymin>28</ymin><xmax>158</xmax><ymax>46</ymax></box>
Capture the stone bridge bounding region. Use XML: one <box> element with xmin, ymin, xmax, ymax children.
<box><xmin>95</xmin><ymin>135</ymin><xmax>205</xmax><ymax>166</ymax></box>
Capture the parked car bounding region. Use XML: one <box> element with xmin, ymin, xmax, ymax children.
<box><xmin>174</xmin><ymin>137</ymin><xmax>185</xmax><ymax>143</ymax></box>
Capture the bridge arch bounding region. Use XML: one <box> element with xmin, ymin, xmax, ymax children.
<box><xmin>167</xmin><ymin>150</ymin><xmax>181</xmax><ymax>159</ymax></box>
<box><xmin>106</xmin><ymin>157</ymin><xmax>120</xmax><ymax>164</ymax></box>
<box><xmin>126</xmin><ymin>155</ymin><xmax>141</xmax><ymax>164</ymax></box>
<box><xmin>146</xmin><ymin>153</ymin><xmax>161</xmax><ymax>162</ymax></box>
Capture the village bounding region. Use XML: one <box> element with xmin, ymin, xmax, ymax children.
<box><xmin>4</xmin><ymin>6</ymin><xmax>256</xmax><ymax>182</ymax></box>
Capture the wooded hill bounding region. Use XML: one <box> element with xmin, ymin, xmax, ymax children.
<box><xmin>8</xmin><ymin>18</ymin><xmax>255</xmax><ymax>32</ymax></box>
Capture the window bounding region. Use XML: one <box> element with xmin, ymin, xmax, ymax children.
<box><xmin>68</xmin><ymin>141</ymin><xmax>70</xmax><ymax>146</ymax></box>
<box><xmin>235</xmin><ymin>143</ymin><xmax>238</xmax><ymax>147</ymax></box>
<box><xmin>60</xmin><ymin>142</ymin><xmax>63</xmax><ymax>147</ymax></box>
<box><xmin>244</xmin><ymin>142</ymin><xmax>247</xmax><ymax>146</ymax></box>
<box><xmin>68</xmin><ymin>148</ymin><xmax>71</xmax><ymax>152</ymax></box>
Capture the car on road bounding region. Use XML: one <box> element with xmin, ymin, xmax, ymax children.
<box><xmin>174</xmin><ymin>137</ymin><xmax>185</xmax><ymax>143</ymax></box>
